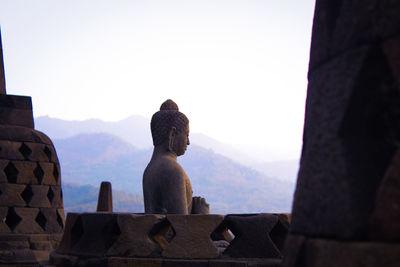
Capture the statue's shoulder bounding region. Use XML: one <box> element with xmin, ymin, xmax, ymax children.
<box><xmin>161</xmin><ymin>157</ymin><xmax>187</xmax><ymax>179</ymax></box>
<box><xmin>145</xmin><ymin>155</ymin><xmax>187</xmax><ymax>179</ymax></box>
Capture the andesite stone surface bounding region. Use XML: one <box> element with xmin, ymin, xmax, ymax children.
<box><xmin>51</xmin><ymin>212</ymin><xmax>289</xmax><ymax>266</ymax></box>
<box><xmin>284</xmin><ymin>0</ymin><xmax>400</xmax><ymax>266</ymax></box>
<box><xmin>143</xmin><ymin>99</ymin><xmax>209</xmax><ymax>215</ymax></box>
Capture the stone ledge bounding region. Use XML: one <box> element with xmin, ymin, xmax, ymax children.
<box><xmin>49</xmin><ymin>255</ymin><xmax>282</xmax><ymax>267</ymax></box>
<box><xmin>282</xmin><ymin>234</ymin><xmax>400</xmax><ymax>267</ymax></box>
<box><xmin>53</xmin><ymin>212</ymin><xmax>289</xmax><ymax>263</ymax></box>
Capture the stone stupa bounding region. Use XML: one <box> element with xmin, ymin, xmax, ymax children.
<box><xmin>0</xmin><ymin>28</ymin><xmax>65</xmax><ymax>265</ymax></box>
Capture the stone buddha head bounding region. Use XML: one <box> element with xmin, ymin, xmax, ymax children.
<box><xmin>150</xmin><ymin>99</ymin><xmax>190</xmax><ymax>156</ymax></box>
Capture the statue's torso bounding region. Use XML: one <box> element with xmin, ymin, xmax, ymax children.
<box><xmin>143</xmin><ymin>155</ymin><xmax>193</xmax><ymax>214</ymax></box>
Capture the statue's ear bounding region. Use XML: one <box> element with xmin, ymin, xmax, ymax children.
<box><xmin>168</xmin><ymin>127</ymin><xmax>176</xmax><ymax>152</ymax></box>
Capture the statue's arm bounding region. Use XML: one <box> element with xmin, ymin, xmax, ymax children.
<box><xmin>162</xmin><ymin>170</ymin><xmax>189</xmax><ymax>214</ymax></box>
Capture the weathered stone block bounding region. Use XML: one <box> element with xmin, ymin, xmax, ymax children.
<box><xmin>163</xmin><ymin>259</ymin><xmax>209</xmax><ymax>267</ymax></box>
<box><xmin>369</xmin><ymin>149</ymin><xmax>400</xmax><ymax>241</ymax></box>
<box><xmin>0</xmin><ymin>94</ymin><xmax>32</xmax><ymax>109</ymax></box>
<box><xmin>0</xmin><ymin>141</ymin><xmax>24</xmax><ymax>160</ymax></box>
<box><xmin>247</xmin><ymin>259</ymin><xmax>282</xmax><ymax>267</ymax></box>
<box><xmin>305</xmin><ymin>45</ymin><xmax>370</xmax><ymax>139</ymax></box>
<box><xmin>29</xmin><ymin>241</ymin><xmax>52</xmax><ymax>250</ymax></box>
<box><xmin>40</xmin><ymin>162</ymin><xmax>57</xmax><ymax>185</ymax></box>
<box><xmin>106</xmin><ymin>214</ymin><xmax>164</xmax><ymax>257</ymax></box>
<box><xmin>0</xmin><ymin>159</ymin><xmax>7</xmax><ymax>183</ymax></box>
<box><xmin>24</xmin><ymin>142</ymin><xmax>48</xmax><ymax>162</ymax></box>
<box><xmin>0</xmin><ymin>249</ymin><xmax>37</xmax><ymax>264</ymax></box>
<box><xmin>286</xmin><ymin>236</ymin><xmax>400</xmax><ymax>267</ymax></box>
<box><xmin>375</xmin><ymin>0</ymin><xmax>400</xmax><ymax>40</ymax></box>
<box><xmin>69</xmin><ymin>213</ymin><xmax>120</xmax><ymax>257</ymax></box>
<box><xmin>13</xmin><ymin>207</ymin><xmax>44</xmax><ymax>234</ymax></box>
<box><xmin>223</xmin><ymin>214</ymin><xmax>281</xmax><ymax>259</ymax></box>
<box><xmin>0</xmin><ymin>125</ymin><xmax>52</xmax><ymax>145</ymax></box>
<box><xmin>162</xmin><ymin>214</ymin><xmax>224</xmax><ymax>259</ymax></box>
<box><xmin>31</xmin><ymin>249</ymin><xmax>52</xmax><ymax>263</ymax></box>
<box><xmin>0</xmin><ymin>207</ymin><xmax>10</xmax><ymax>232</ymax></box>
<box><xmin>27</xmin><ymin>185</ymin><xmax>51</xmax><ymax>207</ymax></box>
<box><xmin>0</xmin><ymin>233</ymin><xmax>29</xmax><ymax>241</ymax></box>
<box><xmin>209</xmin><ymin>260</ymin><xmax>247</xmax><ymax>267</ymax></box>
<box><xmin>281</xmin><ymin>235</ymin><xmax>306</xmax><ymax>267</ymax></box>
<box><xmin>12</xmin><ymin>161</ymin><xmax>37</xmax><ymax>184</ymax></box>
<box><xmin>292</xmin><ymin>44</ymin><xmax>395</xmax><ymax>239</ymax></box>
<box><xmin>39</xmin><ymin>208</ymin><xmax>63</xmax><ymax>234</ymax></box>
<box><xmin>0</xmin><ymin>183</ymin><xmax>26</xmax><ymax>206</ymax></box>
<box><xmin>308</xmin><ymin>0</ymin><xmax>376</xmax><ymax>71</ymax></box>
<box><xmin>382</xmin><ymin>35</ymin><xmax>400</xmax><ymax>86</ymax></box>
<box><xmin>0</xmin><ymin>94</ymin><xmax>33</xmax><ymax>128</ymax></box>
<box><xmin>56</xmin><ymin>213</ymin><xmax>80</xmax><ymax>254</ymax></box>
<box><xmin>49</xmin><ymin>185</ymin><xmax>63</xmax><ymax>208</ymax></box>
<box><xmin>0</xmin><ymin>240</ymin><xmax>30</xmax><ymax>250</ymax></box>
<box><xmin>270</xmin><ymin>214</ymin><xmax>290</xmax><ymax>252</ymax></box>
<box><xmin>108</xmin><ymin>257</ymin><xmax>163</xmax><ymax>267</ymax></box>
<box><xmin>0</xmin><ymin>107</ymin><xmax>34</xmax><ymax>128</ymax></box>
<box><xmin>50</xmin><ymin>250</ymin><xmax>78</xmax><ymax>266</ymax></box>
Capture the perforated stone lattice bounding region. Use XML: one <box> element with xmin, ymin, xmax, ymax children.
<box><xmin>0</xmin><ymin>139</ymin><xmax>64</xmax><ymax>234</ymax></box>
<box><xmin>56</xmin><ymin>213</ymin><xmax>288</xmax><ymax>260</ymax></box>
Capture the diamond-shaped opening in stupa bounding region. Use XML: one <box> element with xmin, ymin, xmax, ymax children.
<box><xmin>35</xmin><ymin>210</ymin><xmax>47</xmax><ymax>231</ymax></box>
<box><xmin>19</xmin><ymin>143</ymin><xmax>32</xmax><ymax>159</ymax></box>
<box><xmin>34</xmin><ymin>163</ymin><xmax>44</xmax><ymax>184</ymax></box>
<box><xmin>4</xmin><ymin>162</ymin><xmax>18</xmax><ymax>183</ymax></box>
<box><xmin>21</xmin><ymin>185</ymin><xmax>34</xmax><ymax>204</ymax></box>
<box><xmin>5</xmin><ymin>207</ymin><xmax>22</xmax><ymax>231</ymax></box>
<box><xmin>47</xmin><ymin>186</ymin><xmax>54</xmax><ymax>203</ymax></box>
<box><xmin>43</xmin><ymin>146</ymin><xmax>52</xmax><ymax>161</ymax></box>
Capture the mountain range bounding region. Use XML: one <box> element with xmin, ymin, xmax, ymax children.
<box><xmin>34</xmin><ymin>115</ymin><xmax>298</xmax><ymax>213</ymax></box>
<box><xmin>52</xmin><ymin>133</ymin><xmax>294</xmax><ymax>213</ymax></box>
<box><xmin>35</xmin><ymin>115</ymin><xmax>300</xmax><ymax>182</ymax></box>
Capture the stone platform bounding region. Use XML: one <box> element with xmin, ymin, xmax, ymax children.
<box><xmin>50</xmin><ymin>212</ymin><xmax>290</xmax><ymax>266</ymax></box>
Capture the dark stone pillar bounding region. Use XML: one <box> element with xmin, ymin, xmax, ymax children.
<box><xmin>97</xmin><ymin>181</ymin><xmax>113</xmax><ymax>212</ymax></box>
<box><xmin>284</xmin><ymin>0</ymin><xmax>400</xmax><ymax>266</ymax></box>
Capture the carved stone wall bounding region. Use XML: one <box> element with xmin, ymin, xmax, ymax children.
<box><xmin>0</xmin><ymin>94</ymin><xmax>65</xmax><ymax>265</ymax></box>
<box><xmin>284</xmin><ymin>0</ymin><xmax>400</xmax><ymax>266</ymax></box>
<box><xmin>50</xmin><ymin>213</ymin><xmax>289</xmax><ymax>267</ymax></box>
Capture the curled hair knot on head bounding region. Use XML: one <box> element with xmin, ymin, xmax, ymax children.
<box><xmin>150</xmin><ymin>99</ymin><xmax>189</xmax><ymax>146</ymax></box>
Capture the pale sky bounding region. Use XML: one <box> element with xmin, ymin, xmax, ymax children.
<box><xmin>0</xmin><ymin>0</ymin><xmax>315</xmax><ymax>160</ymax></box>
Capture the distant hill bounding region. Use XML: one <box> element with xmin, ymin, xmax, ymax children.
<box><xmin>54</xmin><ymin>133</ymin><xmax>295</xmax><ymax>214</ymax></box>
<box><xmin>63</xmin><ymin>182</ymin><xmax>143</xmax><ymax>213</ymax></box>
<box><xmin>35</xmin><ymin>115</ymin><xmax>300</xmax><ymax>182</ymax></box>
<box><xmin>36</xmin><ymin>115</ymin><xmax>152</xmax><ymax>149</ymax></box>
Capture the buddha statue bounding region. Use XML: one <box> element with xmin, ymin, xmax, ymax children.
<box><xmin>143</xmin><ymin>99</ymin><xmax>210</xmax><ymax>214</ymax></box>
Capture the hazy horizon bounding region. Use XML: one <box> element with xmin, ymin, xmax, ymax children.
<box><xmin>35</xmin><ymin>113</ymin><xmax>302</xmax><ymax>163</ymax></box>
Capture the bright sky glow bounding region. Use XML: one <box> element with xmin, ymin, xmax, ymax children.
<box><xmin>0</xmin><ymin>0</ymin><xmax>315</xmax><ymax>160</ymax></box>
